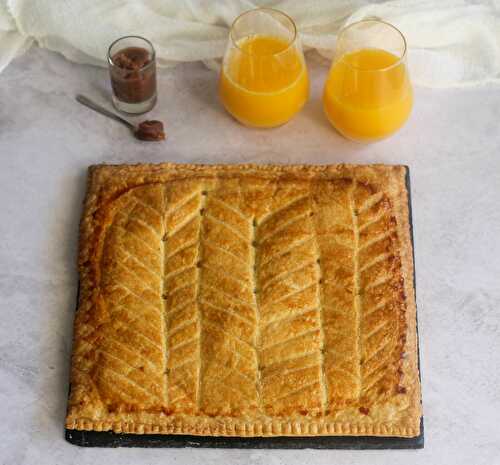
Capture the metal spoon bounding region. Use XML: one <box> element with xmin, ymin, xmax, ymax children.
<box><xmin>75</xmin><ymin>94</ymin><xmax>165</xmax><ymax>141</ymax></box>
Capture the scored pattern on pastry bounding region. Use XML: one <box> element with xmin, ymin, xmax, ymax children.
<box><xmin>197</xmin><ymin>179</ymin><xmax>260</xmax><ymax>415</ymax></box>
<box><xmin>73</xmin><ymin>175</ymin><xmax>407</xmax><ymax>417</ymax></box>
<box><xmin>94</xmin><ymin>184</ymin><xmax>167</xmax><ymax>410</ymax></box>
<box><xmin>254</xmin><ymin>181</ymin><xmax>325</xmax><ymax>416</ymax></box>
<box><xmin>163</xmin><ymin>180</ymin><xmax>204</xmax><ymax>413</ymax></box>
<box><xmin>351</xmin><ymin>179</ymin><xmax>406</xmax><ymax>406</ymax></box>
<box><xmin>311</xmin><ymin>178</ymin><xmax>406</xmax><ymax>410</ymax></box>
<box><xmin>312</xmin><ymin>178</ymin><xmax>360</xmax><ymax>409</ymax></box>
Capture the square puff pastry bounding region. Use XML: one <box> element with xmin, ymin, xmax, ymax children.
<box><xmin>66</xmin><ymin>163</ymin><xmax>422</xmax><ymax>437</ymax></box>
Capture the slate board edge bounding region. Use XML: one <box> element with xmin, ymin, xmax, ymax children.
<box><xmin>65</xmin><ymin>166</ymin><xmax>424</xmax><ymax>449</ymax></box>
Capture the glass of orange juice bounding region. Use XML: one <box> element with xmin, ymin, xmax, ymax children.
<box><xmin>219</xmin><ymin>8</ymin><xmax>309</xmax><ymax>128</ymax></box>
<box><xmin>323</xmin><ymin>20</ymin><xmax>412</xmax><ymax>142</ymax></box>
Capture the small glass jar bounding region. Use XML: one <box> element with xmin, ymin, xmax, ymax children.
<box><xmin>107</xmin><ymin>36</ymin><xmax>157</xmax><ymax>114</ymax></box>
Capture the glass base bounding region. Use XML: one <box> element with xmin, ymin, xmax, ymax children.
<box><xmin>112</xmin><ymin>93</ymin><xmax>157</xmax><ymax>115</ymax></box>
<box><xmin>229</xmin><ymin>113</ymin><xmax>292</xmax><ymax>129</ymax></box>
<box><xmin>323</xmin><ymin>106</ymin><xmax>409</xmax><ymax>143</ymax></box>
<box><xmin>221</xmin><ymin>99</ymin><xmax>305</xmax><ymax>129</ymax></box>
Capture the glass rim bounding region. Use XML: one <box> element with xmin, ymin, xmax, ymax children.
<box><xmin>107</xmin><ymin>35</ymin><xmax>156</xmax><ymax>71</ymax></box>
<box><xmin>336</xmin><ymin>19</ymin><xmax>407</xmax><ymax>72</ymax></box>
<box><xmin>229</xmin><ymin>7</ymin><xmax>298</xmax><ymax>57</ymax></box>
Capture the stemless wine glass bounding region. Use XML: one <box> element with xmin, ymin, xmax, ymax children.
<box><xmin>219</xmin><ymin>8</ymin><xmax>309</xmax><ymax>128</ymax></box>
<box><xmin>323</xmin><ymin>20</ymin><xmax>413</xmax><ymax>142</ymax></box>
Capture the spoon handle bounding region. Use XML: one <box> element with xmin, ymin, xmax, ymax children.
<box><xmin>75</xmin><ymin>95</ymin><xmax>135</xmax><ymax>130</ymax></box>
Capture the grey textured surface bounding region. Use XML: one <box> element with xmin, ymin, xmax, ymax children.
<box><xmin>0</xmin><ymin>46</ymin><xmax>499</xmax><ymax>464</ymax></box>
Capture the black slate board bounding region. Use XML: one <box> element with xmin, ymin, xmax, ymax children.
<box><xmin>66</xmin><ymin>166</ymin><xmax>423</xmax><ymax>449</ymax></box>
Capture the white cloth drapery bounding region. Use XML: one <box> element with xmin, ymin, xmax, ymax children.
<box><xmin>1</xmin><ymin>0</ymin><xmax>499</xmax><ymax>87</ymax></box>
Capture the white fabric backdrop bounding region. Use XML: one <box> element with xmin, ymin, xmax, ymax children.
<box><xmin>1</xmin><ymin>0</ymin><xmax>499</xmax><ymax>87</ymax></box>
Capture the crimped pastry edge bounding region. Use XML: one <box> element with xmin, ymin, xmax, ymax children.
<box><xmin>66</xmin><ymin>418</ymin><xmax>419</xmax><ymax>437</ymax></box>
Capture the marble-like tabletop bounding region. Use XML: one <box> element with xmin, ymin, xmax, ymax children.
<box><xmin>1</xmin><ymin>46</ymin><xmax>499</xmax><ymax>465</ymax></box>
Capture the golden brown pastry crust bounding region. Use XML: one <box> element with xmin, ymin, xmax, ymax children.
<box><xmin>66</xmin><ymin>163</ymin><xmax>421</xmax><ymax>437</ymax></box>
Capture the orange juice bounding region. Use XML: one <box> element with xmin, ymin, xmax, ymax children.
<box><xmin>219</xmin><ymin>35</ymin><xmax>309</xmax><ymax>128</ymax></box>
<box><xmin>323</xmin><ymin>48</ymin><xmax>412</xmax><ymax>141</ymax></box>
